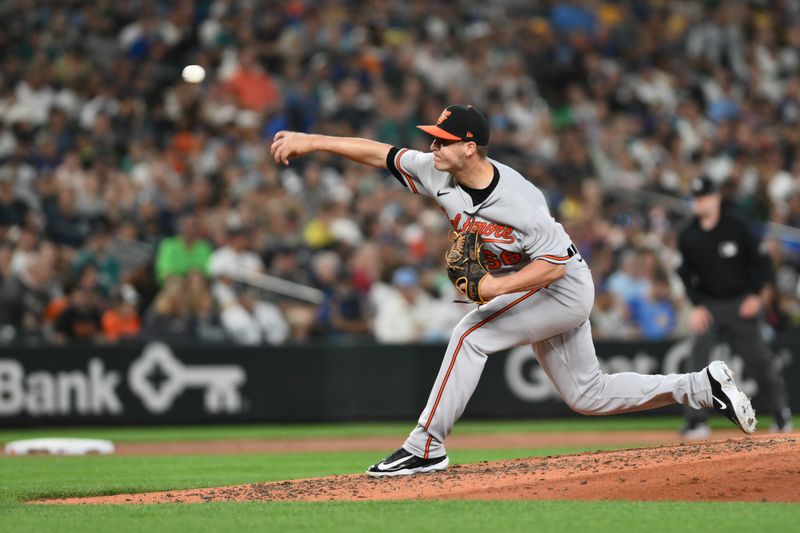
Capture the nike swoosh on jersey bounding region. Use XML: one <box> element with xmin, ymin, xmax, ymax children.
<box><xmin>436</xmin><ymin>190</ymin><xmax>450</xmax><ymax>197</ymax></box>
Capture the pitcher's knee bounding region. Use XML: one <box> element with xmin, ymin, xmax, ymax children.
<box><xmin>562</xmin><ymin>376</ymin><xmax>608</xmax><ymax>415</ymax></box>
<box><xmin>563</xmin><ymin>394</ymin><xmax>603</xmax><ymax>415</ymax></box>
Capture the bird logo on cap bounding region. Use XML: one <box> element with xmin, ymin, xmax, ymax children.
<box><xmin>437</xmin><ymin>110</ymin><xmax>452</xmax><ymax>124</ymax></box>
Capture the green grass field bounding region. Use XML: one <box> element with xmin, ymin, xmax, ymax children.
<box><xmin>1</xmin><ymin>416</ymin><xmax>798</xmax><ymax>532</ymax></box>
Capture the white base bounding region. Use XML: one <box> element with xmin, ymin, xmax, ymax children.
<box><xmin>4</xmin><ymin>438</ymin><xmax>115</xmax><ymax>456</ymax></box>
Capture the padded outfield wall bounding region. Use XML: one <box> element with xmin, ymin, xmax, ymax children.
<box><xmin>0</xmin><ymin>338</ymin><xmax>796</xmax><ymax>426</ymax></box>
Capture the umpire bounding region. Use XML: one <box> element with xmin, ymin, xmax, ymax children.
<box><xmin>677</xmin><ymin>175</ymin><xmax>792</xmax><ymax>438</ymax></box>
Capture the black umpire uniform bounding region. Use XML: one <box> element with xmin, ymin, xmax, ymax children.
<box><xmin>677</xmin><ymin>176</ymin><xmax>791</xmax><ymax>432</ymax></box>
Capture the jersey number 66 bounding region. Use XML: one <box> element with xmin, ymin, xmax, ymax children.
<box><xmin>482</xmin><ymin>250</ymin><xmax>522</xmax><ymax>270</ymax></box>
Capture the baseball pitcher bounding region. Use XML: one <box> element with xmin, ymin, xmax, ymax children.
<box><xmin>270</xmin><ymin>104</ymin><xmax>757</xmax><ymax>477</ymax></box>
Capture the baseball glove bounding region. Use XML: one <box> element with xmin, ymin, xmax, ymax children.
<box><xmin>445</xmin><ymin>230</ymin><xmax>489</xmax><ymax>304</ymax></box>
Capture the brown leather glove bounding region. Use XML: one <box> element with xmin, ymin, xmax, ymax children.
<box><xmin>445</xmin><ymin>230</ymin><xmax>489</xmax><ymax>304</ymax></box>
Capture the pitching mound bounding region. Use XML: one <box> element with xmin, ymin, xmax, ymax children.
<box><xmin>42</xmin><ymin>435</ymin><xmax>799</xmax><ymax>504</ymax></box>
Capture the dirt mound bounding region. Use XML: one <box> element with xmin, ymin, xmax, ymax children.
<box><xmin>42</xmin><ymin>435</ymin><xmax>799</xmax><ymax>504</ymax></box>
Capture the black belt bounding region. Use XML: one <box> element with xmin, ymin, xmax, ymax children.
<box><xmin>567</xmin><ymin>243</ymin><xmax>578</xmax><ymax>258</ymax></box>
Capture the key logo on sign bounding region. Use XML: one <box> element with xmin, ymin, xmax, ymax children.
<box><xmin>128</xmin><ymin>342</ymin><xmax>246</xmax><ymax>414</ymax></box>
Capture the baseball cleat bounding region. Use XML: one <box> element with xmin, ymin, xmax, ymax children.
<box><xmin>706</xmin><ymin>361</ymin><xmax>757</xmax><ymax>434</ymax></box>
<box><xmin>366</xmin><ymin>447</ymin><xmax>449</xmax><ymax>477</ymax></box>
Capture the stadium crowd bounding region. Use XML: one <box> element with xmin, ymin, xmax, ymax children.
<box><xmin>1</xmin><ymin>0</ymin><xmax>800</xmax><ymax>346</ymax></box>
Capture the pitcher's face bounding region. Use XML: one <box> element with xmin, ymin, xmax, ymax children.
<box><xmin>430</xmin><ymin>137</ymin><xmax>467</xmax><ymax>172</ymax></box>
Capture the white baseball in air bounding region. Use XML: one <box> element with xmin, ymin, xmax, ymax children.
<box><xmin>182</xmin><ymin>64</ymin><xmax>206</xmax><ymax>83</ymax></box>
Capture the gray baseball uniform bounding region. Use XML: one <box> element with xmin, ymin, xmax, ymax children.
<box><xmin>387</xmin><ymin>147</ymin><xmax>715</xmax><ymax>459</ymax></box>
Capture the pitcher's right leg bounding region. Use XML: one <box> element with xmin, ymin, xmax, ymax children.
<box><xmin>534</xmin><ymin>319</ymin><xmax>713</xmax><ymax>414</ymax></box>
<box><xmin>533</xmin><ymin>320</ymin><xmax>756</xmax><ymax>433</ymax></box>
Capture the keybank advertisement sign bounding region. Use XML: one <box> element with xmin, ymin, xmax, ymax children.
<box><xmin>1</xmin><ymin>340</ymin><xmax>797</xmax><ymax>425</ymax></box>
<box><xmin>0</xmin><ymin>343</ymin><xmax>246</xmax><ymax>421</ymax></box>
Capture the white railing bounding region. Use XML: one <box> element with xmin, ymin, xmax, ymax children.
<box><xmin>227</xmin><ymin>271</ymin><xmax>325</xmax><ymax>304</ymax></box>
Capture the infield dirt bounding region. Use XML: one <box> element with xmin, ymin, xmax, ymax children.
<box><xmin>41</xmin><ymin>434</ymin><xmax>799</xmax><ymax>504</ymax></box>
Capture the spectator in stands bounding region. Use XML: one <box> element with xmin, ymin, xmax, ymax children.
<box><xmin>311</xmin><ymin>250</ymin><xmax>370</xmax><ymax>339</ymax></box>
<box><xmin>371</xmin><ymin>266</ymin><xmax>449</xmax><ymax>344</ymax></box>
<box><xmin>634</xmin><ymin>276</ymin><xmax>678</xmax><ymax>340</ymax></box>
<box><xmin>141</xmin><ymin>277</ymin><xmax>193</xmax><ymax>342</ymax></box>
<box><xmin>186</xmin><ymin>271</ymin><xmax>227</xmax><ymax>343</ymax></box>
<box><xmin>266</xmin><ymin>243</ymin><xmax>313</xmax><ymax>286</ymax></box>
<box><xmin>417</xmin><ymin>267</ymin><xmax>470</xmax><ymax>342</ymax></box>
<box><xmin>101</xmin><ymin>284</ymin><xmax>141</xmax><ymax>343</ymax></box>
<box><xmin>590</xmin><ymin>289</ymin><xmax>634</xmax><ymax>340</ymax></box>
<box><xmin>220</xmin><ymin>285</ymin><xmax>289</xmax><ymax>346</ymax></box>
<box><xmin>606</xmin><ymin>249</ymin><xmax>652</xmax><ymax>314</ymax></box>
<box><xmin>190</xmin><ymin>287</ymin><xmax>228</xmax><ymax>344</ymax></box>
<box><xmin>0</xmin><ymin>252</ymin><xmax>59</xmax><ymax>344</ymax></box>
<box><xmin>43</xmin><ymin>187</ymin><xmax>97</xmax><ymax>249</ymax></box>
<box><xmin>0</xmin><ymin>175</ymin><xmax>28</xmax><ymax>228</ymax></box>
<box><xmin>106</xmin><ymin>218</ymin><xmax>154</xmax><ymax>280</ymax></box>
<box><xmin>53</xmin><ymin>284</ymin><xmax>104</xmax><ymax>344</ymax></box>
<box><xmin>223</xmin><ymin>47</ymin><xmax>281</xmax><ymax>112</ymax></box>
<box><xmin>208</xmin><ymin>222</ymin><xmax>265</xmax><ymax>307</ymax></box>
<box><xmin>155</xmin><ymin>214</ymin><xmax>213</xmax><ymax>284</ymax></box>
<box><xmin>8</xmin><ymin>226</ymin><xmax>39</xmax><ymax>275</ymax></box>
<box><xmin>70</xmin><ymin>229</ymin><xmax>120</xmax><ymax>297</ymax></box>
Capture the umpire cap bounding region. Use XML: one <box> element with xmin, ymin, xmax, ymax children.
<box><xmin>690</xmin><ymin>175</ymin><xmax>720</xmax><ymax>197</ymax></box>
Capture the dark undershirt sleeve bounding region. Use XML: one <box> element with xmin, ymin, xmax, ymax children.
<box><xmin>385</xmin><ymin>146</ymin><xmax>406</xmax><ymax>188</ymax></box>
